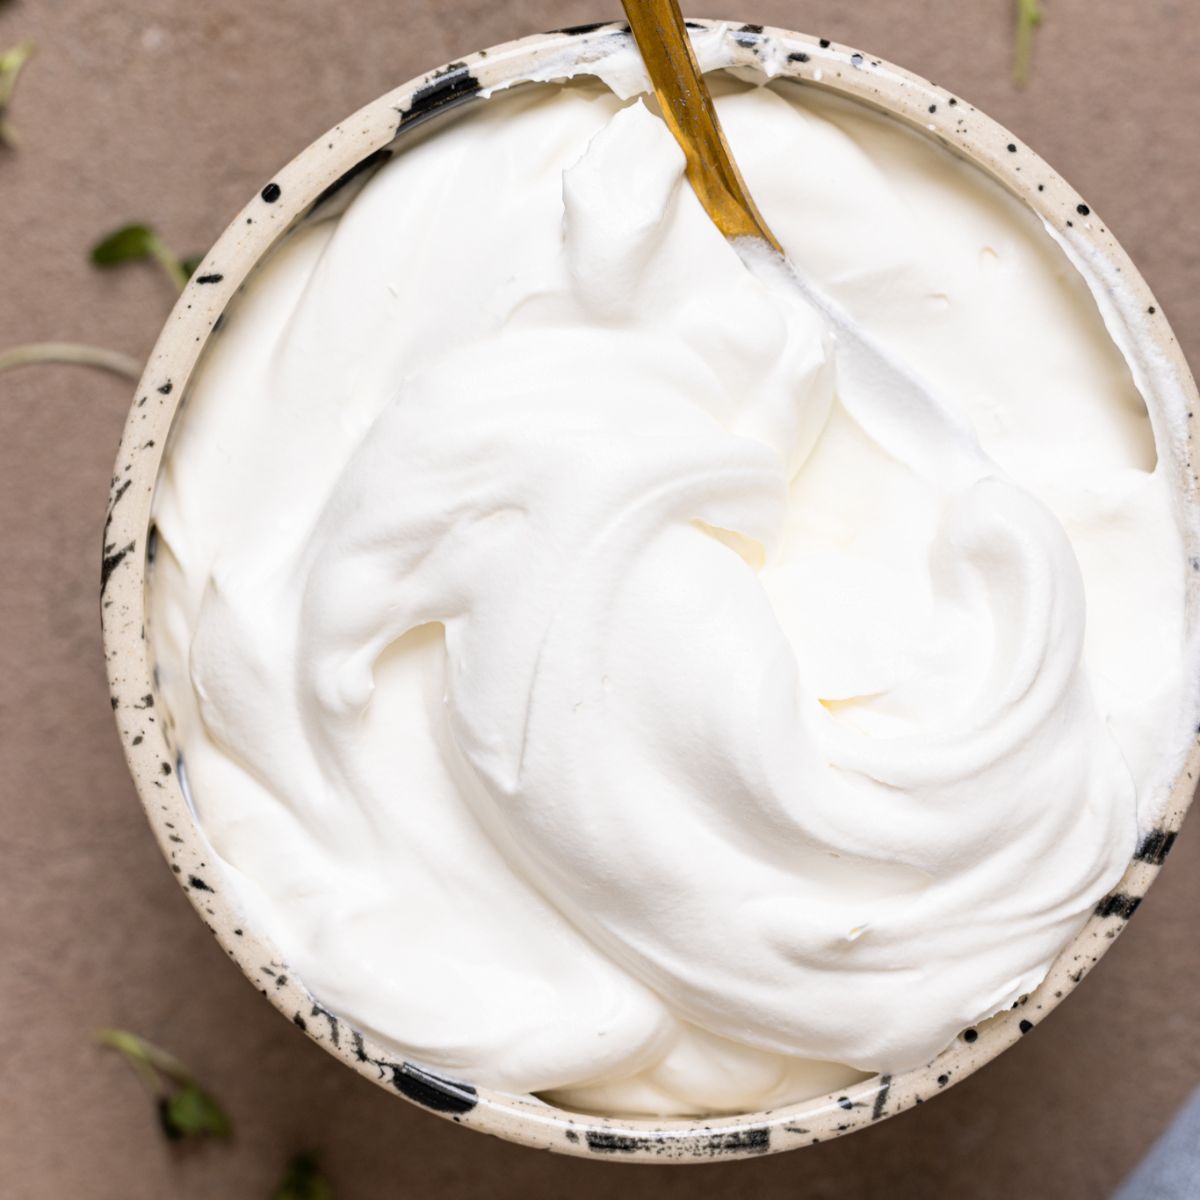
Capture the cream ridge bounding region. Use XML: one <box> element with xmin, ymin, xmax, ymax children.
<box><xmin>150</xmin><ymin>75</ymin><xmax>1188</xmax><ymax>1116</ymax></box>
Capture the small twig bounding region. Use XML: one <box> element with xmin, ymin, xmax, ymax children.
<box><xmin>1014</xmin><ymin>0</ymin><xmax>1043</xmax><ymax>87</ymax></box>
<box><xmin>0</xmin><ymin>341</ymin><xmax>141</xmax><ymax>380</ymax></box>
<box><xmin>95</xmin><ymin>1029</ymin><xmax>166</xmax><ymax>1094</ymax></box>
<box><xmin>96</xmin><ymin>1028</ymin><xmax>195</xmax><ymax>1085</ymax></box>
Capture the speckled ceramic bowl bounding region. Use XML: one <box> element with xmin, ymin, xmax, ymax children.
<box><xmin>102</xmin><ymin>19</ymin><xmax>1200</xmax><ymax>1163</ymax></box>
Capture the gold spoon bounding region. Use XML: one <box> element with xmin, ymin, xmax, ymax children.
<box><xmin>620</xmin><ymin>0</ymin><xmax>782</xmax><ymax>251</ymax></box>
<box><xmin>618</xmin><ymin>3</ymin><xmax>989</xmax><ymax>487</ymax></box>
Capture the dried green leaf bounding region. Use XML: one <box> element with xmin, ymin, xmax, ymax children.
<box><xmin>273</xmin><ymin>1152</ymin><xmax>333</xmax><ymax>1200</ymax></box>
<box><xmin>97</xmin><ymin>1028</ymin><xmax>233</xmax><ymax>1143</ymax></box>
<box><xmin>160</xmin><ymin>1083</ymin><xmax>232</xmax><ymax>1141</ymax></box>
<box><xmin>1014</xmin><ymin>0</ymin><xmax>1043</xmax><ymax>87</ymax></box>
<box><xmin>91</xmin><ymin>224</ymin><xmax>161</xmax><ymax>266</ymax></box>
<box><xmin>91</xmin><ymin>223</ymin><xmax>190</xmax><ymax>291</ymax></box>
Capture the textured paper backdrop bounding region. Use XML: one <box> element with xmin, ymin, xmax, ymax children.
<box><xmin>1</xmin><ymin>2</ymin><xmax>1197</xmax><ymax>1196</ymax></box>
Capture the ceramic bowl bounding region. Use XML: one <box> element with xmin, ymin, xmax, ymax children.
<box><xmin>101</xmin><ymin>18</ymin><xmax>1200</xmax><ymax>1163</ymax></box>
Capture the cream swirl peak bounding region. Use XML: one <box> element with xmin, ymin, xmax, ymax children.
<box><xmin>151</xmin><ymin>79</ymin><xmax>1187</xmax><ymax>1115</ymax></box>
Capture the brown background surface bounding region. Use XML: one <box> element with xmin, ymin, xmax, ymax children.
<box><xmin>1</xmin><ymin>1</ymin><xmax>1198</xmax><ymax>1197</ymax></box>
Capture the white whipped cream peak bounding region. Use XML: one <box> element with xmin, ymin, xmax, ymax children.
<box><xmin>151</xmin><ymin>79</ymin><xmax>1188</xmax><ymax>1115</ymax></box>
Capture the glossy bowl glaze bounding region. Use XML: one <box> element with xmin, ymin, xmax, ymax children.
<box><xmin>101</xmin><ymin>19</ymin><xmax>1200</xmax><ymax>1162</ymax></box>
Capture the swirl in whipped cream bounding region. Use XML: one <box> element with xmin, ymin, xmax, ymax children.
<box><xmin>151</xmin><ymin>78</ymin><xmax>1188</xmax><ymax>1115</ymax></box>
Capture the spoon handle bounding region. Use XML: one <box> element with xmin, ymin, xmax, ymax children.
<box><xmin>621</xmin><ymin>1</ymin><xmax>782</xmax><ymax>252</ymax></box>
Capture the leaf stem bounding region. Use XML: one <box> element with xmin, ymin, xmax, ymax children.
<box><xmin>0</xmin><ymin>342</ymin><xmax>142</xmax><ymax>380</ymax></box>
<box><xmin>95</xmin><ymin>1028</ymin><xmax>169</xmax><ymax>1094</ymax></box>
<box><xmin>146</xmin><ymin>232</ymin><xmax>191</xmax><ymax>292</ymax></box>
<box><xmin>1014</xmin><ymin>0</ymin><xmax>1043</xmax><ymax>87</ymax></box>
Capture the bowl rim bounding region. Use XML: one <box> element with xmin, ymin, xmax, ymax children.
<box><xmin>101</xmin><ymin>17</ymin><xmax>1200</xmax><ymax>1164</ymax></box>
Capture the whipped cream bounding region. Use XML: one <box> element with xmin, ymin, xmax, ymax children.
<box><xmin>151</xmin><ymin>77</ymin><xmax>1189</xmax><ymax>1116</ymax></box>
